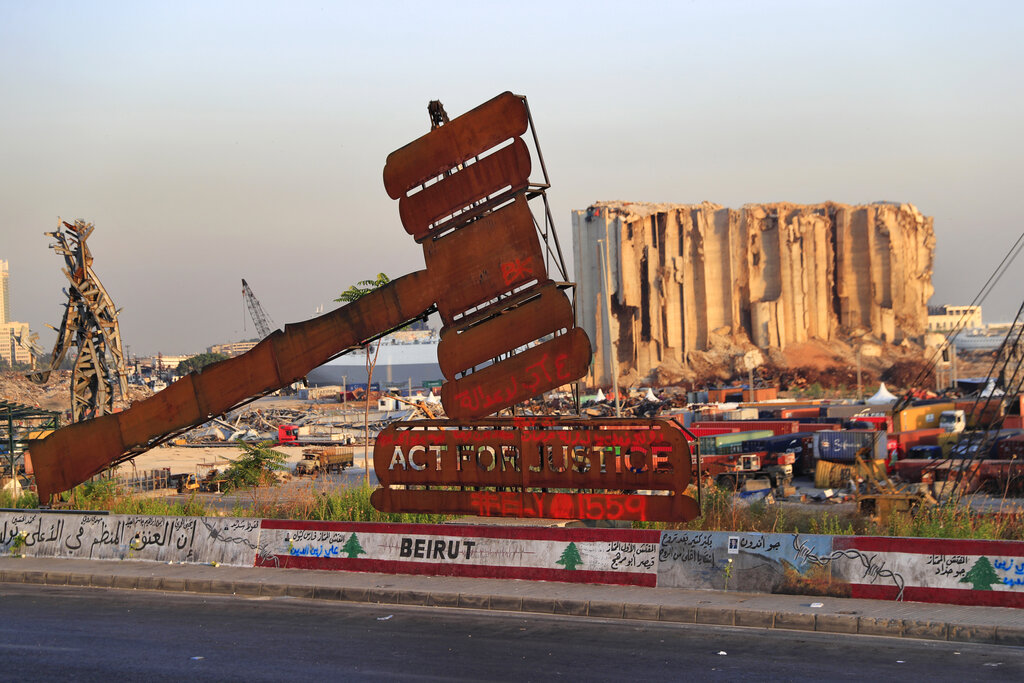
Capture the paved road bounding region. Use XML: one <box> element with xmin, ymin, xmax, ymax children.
<box><xmin>0</xmin><ymin>584</ymin><xmax>1020</xmax><ymax>681</ymax></box>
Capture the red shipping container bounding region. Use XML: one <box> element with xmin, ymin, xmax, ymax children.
<box><xmin>779</xmin><ymin>407</ymin><xmax>822</xmax><ymax>419</ymax></box>
<box><xmin>796</xmin><ymin>423</ymin><xmax>840</xmax><ymax>432</ymax></box>
<box><xmin>994</xmin><ymin>435</ymin><xmax>1024</xmax><ymax>459</ymax></box>
<box><xmin>692</xmin><ymin>420</ymin><xmax>799</xmax><ymax>436</ymax></box>
<box><xmin>688</xmin><ymin>426</ymin><xmax>740</xmax><ymax>437</ymax></box>
<box><xmin>955</xmin><ymin>400</ymin><xmax>1003</xmax><ymax>429</ymax></box>
<box><xmin>1005</xmin><ymin>414</ymin><xmax>1024</xmax><ymax>430</ymax></box>
<box><xmin>850</xmin><ymin>414</ymin><xmax>893</xmax><ymax>431</ymax></box>
<box><xmin>887</xmin><ymin>428</ymin><xmax>944</xmax><ymax>458</ymax></box>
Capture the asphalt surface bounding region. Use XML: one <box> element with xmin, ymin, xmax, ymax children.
<box><xmin>2</xmin><ymin>555</ymin><xmax>1022</xmax><ymax>649</ymax></box>
<box><xmin>1</xmin><ymin>583</ymin><xmax>1021</xmax><ymax>682</ymax></box>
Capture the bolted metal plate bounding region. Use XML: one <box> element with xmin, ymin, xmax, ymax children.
<box><xmin>383</xmin><ymin>91</ymin><xmax>528</xmax><ymax>200</ymax></box>
<box><xmin>440</xmin><ymin>328</ymin><xmax>592</xmax><ymax>419</ymax></box>
<box><xmin>398</xmin><ymin>138</ymin><xmax>531</xmax><ymax>241</ymax></box>
<box><xmin>423</xmin><ymin>193</ymin><xmax>546</xmax><ymax>326</ymax></box>
<box><xmin>437</xmin><ymin>282</ymin><xmax>573</xmax><ymax>380</ymax></box>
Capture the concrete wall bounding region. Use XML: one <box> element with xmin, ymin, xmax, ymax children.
<box><xmin>4</xmin><ymin>511</ymin><xmax>1019</xmax><ymax>608</ymax></box>
<box><xmin>0</xmin><ymin>512</ymin><xmax>263</xmax><ymax>567</ymax></box>
<box><xmin>573</xmin><ymin>201</ymin><xmax>935</xmax><ymax>386</ymax></box>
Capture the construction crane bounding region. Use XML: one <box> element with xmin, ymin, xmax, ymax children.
<box><xmin>241</xmin><ymin>278</ymin><xmax>276</xmax><ymax>339</ymax></box>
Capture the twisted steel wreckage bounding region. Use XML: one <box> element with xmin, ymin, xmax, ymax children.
<box><xmin>30</xmin><ymin>93</ymin><xmax>699</xmax><ymax>522</ymax></box>
<box><xmin>29</xmin><ymin>220</ymin><xmax>128</xmax><ymax>422</ymax></box>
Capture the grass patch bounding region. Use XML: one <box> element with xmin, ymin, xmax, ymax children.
<box><xmin>635</xmin><ymin>483</ymin><xmax>1024</xmax><ymax>540</ymax></box>
<box><xmin>243</xmin><ymin>481</ymin><xmax>454</xmax><ymax>524</ymax></box>
<box><xmin>5</xmin><ymin>475</ymin><xmax>1022</xmax><ymax>540</ymax></box>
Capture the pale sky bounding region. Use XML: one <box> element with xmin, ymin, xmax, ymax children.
<box><xmin>2</xmin><ymin>1</ymin><xmax>1022</xmax><ymax>356</ymax></box>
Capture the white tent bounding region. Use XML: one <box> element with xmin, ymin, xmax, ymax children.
<box><xmin>595</xmin><ymin>388</ymin><xmax>606</xmax><ymax>402</ymax></box>
<box><xmin>866</xmin><ymin>382</ymin><xmax>898</xmax><ymax>405</ymax></box>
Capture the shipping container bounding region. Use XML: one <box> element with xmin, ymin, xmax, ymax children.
<box><xmin>723</xmin><ymin>408</ymin><xmax>759</xmax><ymax>420</ymax></box>
<box><xmin>698</xmin><ymin>430</ymin><xmax>774</xmax><ymax>455</ymax></box>
<box><xmin>742</xmin><ymin>433</ymin><xmax>817</xmax><ymax>475</ymax></box>
<box><xmin>954</xmin><ymin>400</ymin><xmax>1004</xmax><ymax>429</ymax></box>
<box><xmin>824</xmin><ymin>404</ymin><xmax>873</xmax><ymax>419</ymax></box>
<box><xmin>1004</xmin><ymin>414</ymin><xmax>1024</xmax><ymax>430</ymax></box>
<box><xmin>689</xmin><ymin>426</ymin><xmax>739</xmax><ymax>437</ymax></box>
<box><xmin>779</xmin><ymin>407</ymin><xmax>822</xmax><ymax>419</ymax></box>
<box><xmin>686</xmin><ymin>390</ymin><xmax>710</xmax><ymax>404</ymax></box>
<box><xmin>993</xmin><ymin>434</ymin><xmax>1024</xmax><ymax>459</ymax></box>
<box><xmin>813</xmin><ymin>430</ymin><xmax>888</xmax><ymax>462</ymax></box>
<box><xmin>848</xmin><ymin>414</ymin><xmax>893</xmax><ymax>431</ymax></box>
<box><xmin>796</xmin><ymin>422</ymin><xmax>841</xmax><ymax>432</ymax></box>
<box><xmin>692</xmin><ymin>420</ymin><xmax>799</xmax><ymax>436</ymax></box>
<box><xmin>893</xmin><ymin>402</ymin><xmax>954</xmax><ymax>432</ymax></box>
<box><xmin>886</xmin><ymin>428</ymin><xmax>944</xmax><ymax>459</ymax></box>
<box><xmin>661</xmin><ymin>409</ymin><xmax>693</xmax><ymax>427</ymax></box>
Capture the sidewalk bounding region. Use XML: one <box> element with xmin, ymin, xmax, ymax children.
<box><xmin>2</xmin><ymin>556</ymin><xmax>1022</xmax><ymax>646</ymax></box>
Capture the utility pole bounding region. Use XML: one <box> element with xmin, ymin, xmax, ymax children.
<box><xmin>856</xmin><ymin>346</ymin><xmax>863</xmax><ymax>400</ymax></box>
<box><xmin>951</xmin><ymin>343</ymin><xmax>958</xmax><ymax>390</ymax></box>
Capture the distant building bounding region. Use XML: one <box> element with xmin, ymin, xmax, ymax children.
<box><xmin>0</xmin><ymin>261</ymin><xmax>36</xmax><ymax>368</ymax></box>
<box><xmin>928</xmin><ymin>304</ymin><xmax>982</xmax><ymax>332</ymax></box>
<box><xmin>0</xmin><ymin>259</ymin><xmax>9</xmax><ymax>324</ymax></box>
<box><xmin>0</xmin><ymin>321</ymin><xmax>33</xmax><ymax>367</ymax></box>
<box><xmin>137</xmin><ymin>354</ymin><xmax>190</xmax><ymax>371</ymax></box>
<box><xmin>208</xmin><ymin>340</ymin><xmax>259</xmax><ymax>357</ymax></box>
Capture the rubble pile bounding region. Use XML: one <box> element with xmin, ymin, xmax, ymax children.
<box><xmin>0</xmin><ymin>370</ymin><xmax>152</xmax><ymax>414</ymax></box>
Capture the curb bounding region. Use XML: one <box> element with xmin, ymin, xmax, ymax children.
<box><xmin>3</xmin><ymin>568</ymin><xmax>1021</xmax><ymax>646</ymax></box>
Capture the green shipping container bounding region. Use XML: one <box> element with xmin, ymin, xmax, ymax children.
<box><xmin>698</xmin><ymin>430</ymin><xmax>774</xmax><ymax>455</ymax></box>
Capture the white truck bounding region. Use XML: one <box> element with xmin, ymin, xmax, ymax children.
<box><xmin>939</xmin><ymin>409</ymin><xmax>966</xmax><ymax>434</ymax></box>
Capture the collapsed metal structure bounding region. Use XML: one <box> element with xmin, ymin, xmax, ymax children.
<box><xmin>29</xmin><ymin>220</ymin><xmax>127</xmax><ymax>422</ymax></box>
<box><xmin>1</xmin><ymin>400</ymin><xmax>60</xmax><ymax>479</ymax></box>
<box><xmin>29</xmin><ymin>94</ymin><xmax>699</xmax><ymax>521</ymax></box>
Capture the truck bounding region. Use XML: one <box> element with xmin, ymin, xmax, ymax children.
<box><xmin>939</xmin><ymin>409</ymin><xmax>967</xmax><ymax>434</ymax></box>
<box><xmin>294</xmin><ymin>446</ymin><xmax>355</xmax><ymax>476</ymax></box>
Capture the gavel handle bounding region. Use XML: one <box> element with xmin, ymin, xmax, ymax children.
<box><xmin>30</xmin><ymin>270</ymin><xmax>437</xmax><ymax>504</ymax></box>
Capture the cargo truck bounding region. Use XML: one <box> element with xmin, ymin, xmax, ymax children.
<box><xmin>294</xmin><ymin>446</ymin><xmax>355</xmax><ymax>475</ymax></box>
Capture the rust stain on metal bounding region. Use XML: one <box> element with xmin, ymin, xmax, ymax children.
<box><xmin>383</xmin><ymin>91</ymin><xmax>528</xmax><ymax>200</ymax></box>
<box><xmin>439</xmin><ymin>328</ymin><xmax>592</xmax><ymax>420</ymax></box>
<box><xmin>423</xmin><ymin>194</ymin><xmax>545</xmax><ymax>325</ymax></box>
<box><xmin>371</xmin><ymin>417</ymin><xmax>699</xmax><ymax>522</ymax></box>
<box><xmin>372</xmin><ymin>489</ymin><xmax>700</xmax><ymax>523</ymax></box>
<box><xmin>398</xmin><ymin>138</ymin><xmax>531</xmax><ymax>240</ymax></box>
<box><xmin>437</xmin><ymin>282</ymin><xmax>573</xmax><ymax>379</ymax></box>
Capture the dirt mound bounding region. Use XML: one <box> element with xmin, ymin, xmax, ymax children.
<box><xmin>881</xmin><ymin>359</ymin><xmax>934</xmax><ymax>388</ymax></box>
<box><xmin>644</xmin><ymin>331</ymin><xmax>945</xmax><ymax>393</ymax></box>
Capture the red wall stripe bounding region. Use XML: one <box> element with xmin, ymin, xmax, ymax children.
<box><xmin>850</xmin><ymin>583</ymin><xmax>1024</xmax><ymax>608</ymax></box>
<box><xmin>259</xmin><ymin>518</ymin><xmax>661</xmax><ymax>544</ymax></box>
<box><xmin>255</xmin><ymin>554</ymin><xmax>656</xmax><ymax>587</ymax></box>
<box><xmin>835</xmin><ymin>535</ymin><xmax>1024</xmax><ymax>557</ymax></box>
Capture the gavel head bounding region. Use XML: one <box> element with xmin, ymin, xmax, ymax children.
<box><xmin>382</xmin><ymin>92</ymin><xmax>592</xmax><ymax>419</ymax></box>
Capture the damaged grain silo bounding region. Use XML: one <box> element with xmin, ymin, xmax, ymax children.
<box><xmin>572</xmin><ymin>201</ymin><xmax>935</xmax><ymax>387</ymax></box>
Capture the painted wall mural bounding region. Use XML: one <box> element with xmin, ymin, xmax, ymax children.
<box><xmin>2</xmin><ymin>510</ymin><xmax>1021</xmax><ymax>608</ymax></box>
<box><xmin>0</xmin><ymin>511</ymin><xmax>262</xmax><ymax>567</ymax></box>
<box><xmin>255</xmin><ymin>520</ymin><xmax>662</xmax><ymax>586</ymax></box>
